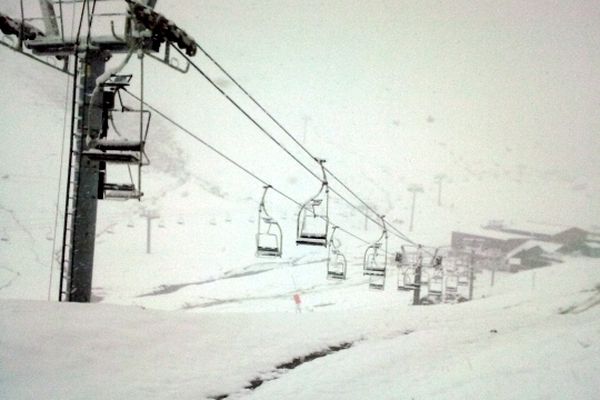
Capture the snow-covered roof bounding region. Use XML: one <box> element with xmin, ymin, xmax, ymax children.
<box><xmin>458</xmin><ymin>228</ymin><xmax>531</xmax><ymax>241</ymax></box>
<box><xmin>505</xmin><ymin>240</ymin><xmax>564</xmax><ymax>259</ymax></box>
<box><xmin>586</xmin><ymin>233</ymin><xmax>600</xmax><ymax>242</ymax></box>
<box><xmin>498</xmin><ymin>221</ymin><xmax>574</xmax><ymax>237</ymax></box>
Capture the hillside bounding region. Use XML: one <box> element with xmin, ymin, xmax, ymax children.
<box><xmin>1</xmin><ymin>258</ymin><xmax>599</xmax><ymax>399</ymax></box>
<box><xmin>1</xmin><ymin>2</ymin><xmax>600</xmax><ymax>398</ymax></box>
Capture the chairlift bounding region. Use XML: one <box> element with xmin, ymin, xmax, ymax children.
<box><xmin>327</xmin><ymin>226</ymin><xmax>347</xmax><ymax>280</ymax></box>
<box><xmin>256</xmin><ymin>185</ymin><xmax>283</xmax><ymax>258</ymax></box>
<box><xmin>364</xmin><ymin>216</ymin><xmax>388</xmax><ymax>290</ymax></box>
<box><xmin>446</xmin><ymin>274</ymin><xmax>459</xmax><ymax>292</ymax></box>
<box><xmin>89</xmin><ymin>74</ymin><xmax>151</xmax><ymax>201</ymax></box>
<box><xmin>396</xmin><ymin>246</ymin><xmax>422</xmax><ymax>291</ymax></box>
<box><xmin>456</xmin><ymin>263</ymin><xmax>470</xmax><ymax>286</ymax></box>
<box><xmin>296</xmin><ymin>160</ymin><xmax>329</xmax><ymax>247</ymax></box>
<box><xmin>428</xmin><ymin>269</ymin><xmax>443</xmax><ymax>296</ymax></box>
<box><xmin>458</xmin><ymin>270</ymin><xmax>470</xmax><ymax>286</ymax></box>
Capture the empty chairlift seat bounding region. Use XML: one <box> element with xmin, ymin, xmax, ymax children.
<box><xmin>446</xmin><ymin>273</ymin><xmax>459</xmax><ymax>292</ymax></box>
<box><xmin>327</xmin><ymin>226</ymin><xmax>347</xmax><ymax>280</ymax></box>
<box><xmin>396</xmin><ymin>248</ymin><xmax>422</xmax><ymax>291</ymax></box>
<box><xmin>296</xmin><ymin>160</ymin><xmax>329</xmax><ymax>247</ymax></box>
<box><xmin>256</xmin><ymin>186</ymin><xmax>283</xmax><ymax>258</ymax></box>
<box><xmin>363</xmin><ymin>216</ymin><xmax>388</xmax><ymax>290</ymax></box>
<box><xmin>428</xmin><ymin>270</ymin><xmax>443</xmax><ymax>296</ymax></box>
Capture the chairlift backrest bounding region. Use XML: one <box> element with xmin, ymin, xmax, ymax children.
<box><xmin>327</xmin><ymin>227</ymin><xmax>347</xmax><ymax>280</ymax></box>
<box><xmin>296</xmin><ymin>160</ymin><xmax>329</xmax><ymax>247</ymax></box>
<box><xmin>256</xmin><ymin>186</ymin><xmax>283</xmax><ymax>258</ymax></box>
<box><xmin>363</xmin><ymin>216</ymin><xmax>388</xmax><ymax>276</ymax></box>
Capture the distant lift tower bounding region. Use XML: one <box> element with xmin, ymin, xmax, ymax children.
<box><xmin>1</xmin><ymin>0</ymin><xmax>196</xmax><ymax>302</ymax></box>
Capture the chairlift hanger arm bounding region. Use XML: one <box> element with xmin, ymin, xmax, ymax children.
<box><xmin>120</xmin><ymin>89</ymin><xmax>377</xmax><ymax>248</ymax></box>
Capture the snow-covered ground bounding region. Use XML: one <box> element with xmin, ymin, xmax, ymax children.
<box><xmin>1</xmin><ymin>1</ymin><xmax>600</xmax><ymax>398</ymax></box>
<box><xmin>2</xmin><ymin>258</ymin><xmax>599</xmax><ymax>399</ymax></box>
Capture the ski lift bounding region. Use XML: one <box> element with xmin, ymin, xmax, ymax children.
<box><xmin>428</xmin><ymin>269</ymin><xmax>443</xmax><ymax>296</ymax></box>
<box><xmin>296</xmin><ymin>159</ymin><xmax>329</xmax><ymax>247</ymax></box>
<box><xmin>87</xmin><ymin>74</ymin><xmax>151</xmax><ymax>201</ymax></box>
<box><xmin>256</xmin><ymin>185</ymin><xmax>283</xmax><ymax>258</ymax></box>
<box><xmin>327</xmin><ymin>226</ymin><xmax>347</xmax><ymax>280</ymax></box>
<box><xmin>396</xmin><ymin>246</ymin><xmax>422</xmax><ymax>291</ymax></box>
<box><xmin>458</xmin><ymin>269</ymin><xmax>470</xmax><ymax>286</ymax></box>
<box><xmin>456</xmin><ymin>262</ymin><xmax>470</xmax><ymax>286</ymax></box>
<box><xmin>363</xmin><ymin>216</ymin><xmax>388</xmax><ymax>290</ymax></box>
<box><xmin>446</xmin><ymin>273</ymin><xmax>458</xmax><ymax>292</ymax></box>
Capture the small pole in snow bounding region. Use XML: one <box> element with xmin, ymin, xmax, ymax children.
<box><xmin>468</xmin><ymin>250</ymin><xmax>475</xmax><ymax>301</ymax></box>
<box><xmin>413</xmin><ymin>257</ymin><xmax>422</xmax><ymax>305</ymax></box>
<box><xmin>434</xmin><ymin>174</ymin><xmax>446</xmax><ymax>207</ymax></box>
<box><xmin>407</xmin><ymin>184</ymin><xmax>423</xmax><ymax>232</ymax></box>
<box><xmin>143</xmin><ymin>210</ymin><xmax>160</xmax><ymax>254</ymax></box>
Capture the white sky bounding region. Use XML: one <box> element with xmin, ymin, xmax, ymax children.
<box><xmin>152</xmin><ymin>0</ymin><xmax>600</xmax><ymax>180</ymax></box>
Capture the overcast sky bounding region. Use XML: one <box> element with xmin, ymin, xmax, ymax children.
<box><xmin>151</xmin><ymin>0</ymin><xmax>600</xmax><ymax>183</ymax></box>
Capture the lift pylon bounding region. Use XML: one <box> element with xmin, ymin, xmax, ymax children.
<box><xmin>0</xmin><ymin>0</ymin><xmax>197</xmax><ymax>302</ymax></box>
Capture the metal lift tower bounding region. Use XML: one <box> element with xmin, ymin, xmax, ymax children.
<box><xmin>0</xmin><ymin>0</ymin><xmax>196</xmax><ymax>302</ymax></box>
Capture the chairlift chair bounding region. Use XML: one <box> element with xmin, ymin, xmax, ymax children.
<box><xmin>456</xmin><ymin>264</ymin><xmax>470</xmax><ymax>286</ymax></box>
<box><xmin>446</xmin><ymin>274</ymin><xmax>459</xmax><ymax>292</ymax></box>
<box><xmin>369</xmin><ymin>272</ymin><xmax>386</xmax><ymax>290</ymax></box>
<box><xmin>256</xmin><ymin>186</ymin><xmax>283</xmax><ymax>258</ymax></box>
<box><xmin>397</xmin><ymin>266</ymin><xmax>418</xmax><ymax>291</ymax></box>
<box><xmin>458</xmin><ymin>271</ymin><xmax>470</xmax><ymax>287</ymax></box>
<box><xmin>363</xmin><ymin>216</ymin><xmax>388</xmax><ymax>290</ymax></box>
<box><xmin>296</xmin><ymin>160</ymin><xmax>329</xmax><ymax>247</ymax></box>
<box><xmin>428</xmin><ymin>270</ymin><xmax>443</xmax><ymax>296</ymax></box>
<box><xmin>327</xmin><ymin>226</ymin><xmax>347</xmax><ymax>280</ymax></box>
<box><xmin>396</xmin><ymin>245</ymin><xmax>423</xmax><ymax>291</ymax></box>
<box><xmin>89</xmin><ymin>74</ymin><xmax>151</xmax><ymax>201</ymax></box>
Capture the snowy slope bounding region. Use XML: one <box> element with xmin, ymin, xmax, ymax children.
<box><xmin>2</xmin><ymin>0</ymin><xmax>600</xmax><ymax>307</ymax></box>
<box><xmin>1</xmin><ymin>258</ymin><xmax>599</xmax><ymax>399</ymax></box>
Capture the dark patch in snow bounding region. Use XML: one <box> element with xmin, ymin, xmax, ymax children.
<box><xmin>137</xmin><ymin>265</ymin><xmax>277</xmax><ymax>297</ymax></box>
<box><xmin>559</xmin><ymin>284</ymin><xmax>600</xmax><ymax>315</ymax></box>
<box><xmin>209</xmin><ymin>342</ymin><xmax>354</xmax><ymax>400</ymax></box>
<box><xmin>313</xmin><ymin>302</ymin><xmax>335</xmax><ymax>308</ymax></box>
<box><xmin>139</xmin><ymin>257</ymin><xmax>328</xmax><ymax>298</ymax></box>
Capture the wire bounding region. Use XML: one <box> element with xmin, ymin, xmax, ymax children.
<box><xmin>121</xmin><ymin>89</ymin><xmax>371</xmax><ymax>247</ymax></box>
<box><xmin>191</xmin><ymin>41</ymin><xmax>413</xmax><ymax>241</ymax></box>
<box><xmin>172</xmin><ymin>46</ymin><xmax>418</xmax><ymax>247</ymax></box>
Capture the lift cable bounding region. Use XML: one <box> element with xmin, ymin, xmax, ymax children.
<box><xmin>121</xmin><ymin>89</ymin><xmax>371</xmax><ymax>247</ymax></box>
<box><xmin>171</xmin><ymin>46</ymin><xmax>417</xmax><ymax>247</ymax></box>
<box><xmin>184</xmin><ymin>41</ymin><xmax>416</xmax><ymax>246</ymax></box>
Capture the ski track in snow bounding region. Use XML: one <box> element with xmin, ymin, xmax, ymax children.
<box><xmin>0</xmin><ymin>205</ymin><xmax>44</xmax><ymax>266</ymax></box>
<box><xmin>0</xmin><ymin>266</ymin><xmax>21</xmax><ymax>290</ymax></box>
<box><xmin>137</xmin><ymin>256</ymin><xmax>329</xmax><ymax>298</ymax></box>
<box><xmin>180</xmin><ymin>279</ymin><xmax>366</xmax><ymax>310</ymax></box>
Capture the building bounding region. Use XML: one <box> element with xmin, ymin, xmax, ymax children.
<box><xmin>582</xmin><ymin>233</ymin><xmax>600</xmax><ymax>258</ymax></box>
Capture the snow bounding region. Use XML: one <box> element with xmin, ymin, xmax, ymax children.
<box><xmin>1</xmin><ymin>258</ymin><xmax>600</xmax><ymax>399</ymax></box>
<box><xmin>2</xmin><ymin>1</ymin><xmax>600</xmax><ymax>399</ymax></box>
<box><xmin>504</xmin><ymin>240</ymin><xmax>564</xmax><ymax>259</ymax></box>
